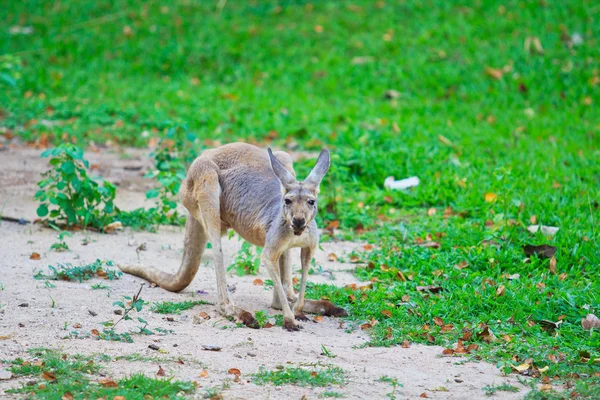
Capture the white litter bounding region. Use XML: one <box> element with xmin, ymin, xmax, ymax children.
<box><xmin>384</xmin><ymin>176</ymin><xmax>420</xmax><ymax>190</ymax></box>
<box><xmin>527</xmin><ymin>225</ymin><xmax>559</xmax><ymax>236</ymax></box>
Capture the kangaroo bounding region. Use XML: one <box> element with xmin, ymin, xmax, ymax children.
<box><xmin>119</xmin><ymin>142</ymin><xmax>347</xmax><ymax>331</ymax></box>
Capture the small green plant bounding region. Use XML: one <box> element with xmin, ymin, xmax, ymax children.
<box><xmin>482</xmin><ymin>383</ymin><xmax>520</xmax><ymax>396</ymax></box>
<box><xmin>0</xmin><ymin>54</ymin><xmax>22</xmax><ymax>88</ymax></box>
<box><xmin>320</xmin><ymin>344</ymin><xmax>337</xmax><ymax>358</ymax></box>
<box><xmin>6</xmin><ymin>348</ymin><xmax>195</xmax><ymax>398</ymax></box>
<box><xmin>378</xmin><ymin>376</ymin><xmax>402</xmax><ymax>400</ymax></box>
<box><xmin>49</xmin><ymin>295</ymin><xmax>56</xmax><ymax>308</ymax></box>
<box><xmin>254</xmin><ymin>310</ymin><xmax>269</xmax><ymax>328</ymax></box>
<box><xmin>253</xmin><ymin>364</ymin><xmax>346</xmax><ymax>387</ymax></box>
<box><xmin>228</xmin><ymin>241</ymin><xmax>262</xmax><ymax>276</ymax></box>
<box><xmin>91</xmin><ymin>282</ymin><xmax>110</xmax><ymax>290</ymax></box>
<box><xmin>150</xmin><ymin>300</ymin><xmax>212</xmax><ymax>314</ymax></box>
<box><xmin>35</xmin><ymin>144</ymin><xmax>117</xmax><ymax>229</ymax></box>
<box><xmin>49</xmin><ymin>224</ymin><xmax>71</xmax><ymax>252</ymax></box>
<box><xmin>320</xmin><ymin>392</ymin><xmax>344</xmax><ymax>398</ymax></box>
<box><xmin>99</xmin><ymin>285</ymin><xmax>149</xmax><ymax>342</ymax></box>
<box><xmin>34</xmin><ymin>259</ymin><xmax>120</xmax><ymax>282</ymax></box>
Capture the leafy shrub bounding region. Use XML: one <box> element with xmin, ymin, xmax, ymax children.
<box><xmin>228</xmin><ymin>241</ymin><xmax>262</xmax><ymax>276</ymax></box>
<box><xmin>35</xmin><ymin>144</ymin><xmax>117</xmax><ymax>229</ymax></box>
<box><xmin>34</xmin><ymin>259</ymin><xmax>121</xmax><ymax>282</ymax></box>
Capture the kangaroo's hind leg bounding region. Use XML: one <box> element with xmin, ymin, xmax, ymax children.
<box><xmin>184</xmin><ymin>159</ymin><xmax>258</xmax><ymax>329</ymax></box>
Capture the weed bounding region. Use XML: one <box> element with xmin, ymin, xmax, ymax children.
<box><xmin>98</xmin><ymin>284</ymin><xmax>149</xmax><ymax>342</ymax></box>
<box><xmin>34</xmin><ymin>259</ymin><xmax>121</xmax><ymax>282</ymax></box>
<box><xmin>228</xmin><ymin>241</ymin><xmax>262</xmax><ymax>276</ymax></box>
<box><xmin>320</xmin><ymin>392</ymin><xmax>344</xmax><ymax>398</ymax></box>
<box><xmin>35</xmin><ymin>144</ymin><xmax>117</xmax><ymax>229</ymax></box>
<box><xmin>254</xmin><ymin>310</ymin><xmax>269</xmax><ymax>328</ymax></box>
<box><xmin>6</xmin><ymin>348</ymin><xmax>195</xmax><ymax>398</ymax></box>
<box><xmin>49</xmin><ymin>223</ymin><xmax>71</xmax><ymax>252</ymax></box>
<box><xmin>378</xmin><ymin>376</ymin><xmax>402</xmax><ymax>400</ymax></box>
<box><xmin>483</xmin><ymin>383</ymin><xmax>520</xmax><ymax>396</ymax></box>
<box><xmin>320</xmin><ymin>344</ymin><xmax>337</xmax><ymax>358</ymax></box>
<box><xmin>253</xmin><ymin>364</ymin><xmax>346</xmax><ymax>387</ymax></box>
<box><xmin>49</xmin><ymin>295</ymin><xmax>56</xmax><ymax>308</ymax></box>
<box><xmin>91</xmin><ymin>282</ymin><xmax>110</xmax><ymax>290</ymax></box>
<box><xmin>151</xmin><ymin>299</ymin><xmax>212</xmax><ymax>314</ymax></box>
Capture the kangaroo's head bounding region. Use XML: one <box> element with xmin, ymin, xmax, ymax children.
<box><xmin>267</xmin><ymin>148</ymin><xmax>330</xmax><ymax>236</ymax></box>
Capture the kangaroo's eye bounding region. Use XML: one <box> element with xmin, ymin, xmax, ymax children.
<box><xmin>307</xmin><ymin>199</ymin><xmax>315</xmax><ymax>206</ymax></box>
<box><xmin>284</xmin><ymin>198</ymin><xmax>292</xmax><ymax>205</ymax></box>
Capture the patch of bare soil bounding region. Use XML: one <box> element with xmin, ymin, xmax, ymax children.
<box><xmin>0</xmin><ymin>146</ymin><xmax>529</xmax><ymax>399</ymax></box>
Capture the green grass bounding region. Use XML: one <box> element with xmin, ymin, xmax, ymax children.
<box><xmin>253</xmin><ymin>364</ymin><xmax>346</xmax><ymax>388</ymax></box>
<box><xmin>150</xmin><ymin>299</ymin><xmax>212</xmax><ymax>314</ymax></box>
<box><xmin>2</xmin><ymin>0</ymin><xmax>599</xmax><ymax>396</ymax></box>
<box><xmin>34</xmin><ymin>259</ymin><xmax>121</xmax><ymax>282</ymax></box>
<box><xmin>5</xmin><ymin>348</ymin><xmax>195</xmax><ymax>399</ymax></box>
<box><xmin>483</xmin><ymin>383</ymin><xmax>520</xmax><ymax>396</ymax></box>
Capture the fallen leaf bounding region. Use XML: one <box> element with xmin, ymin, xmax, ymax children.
<box><xmin>433</xmin><ymin>317</ymin><xmax>444</xmax><ymax>327</ymax></box>
<box><xmin>360</xmin><ymin>323</ymin><xmax>372</xmax><ymax>330</ymax></box>
<box><xmin>477</xmin><ymin>326</ymin><xmax>497</xmax><ymax>343</ymax></box>
<box><xmin>252</xmin><ymin>278</ymin><xmax>263</xmax><ymax>286</ymax></box>
<box><xmin>541</xmin><ymin>384</ymin><xmax>552</xmax><ymax>392</ymax></box>
<box><xmin>30</xmin><ymin>252</ymin><xmax>41</xmax><ymax>260</ymax></box>
<box><xmin>416</xmin><ymin>285</ymin><xmax>443</xmax><ymax>294</ymax></box>
<box><xmin>313</xmin><ymin>315</ymin><xmax>324</xmax><ymax>323</ymax></box>
<box><xmin>104</xmin><ymin>221</ymin><xmax>123</xmax><ymax>234</ymax></box>
<box><xmin>157</xmin><ymin>366</ymin><xmax>165</xmax><ymax>376</ymax></box>
<box><xmin>200</xmin><ymin>370</ymin><xmax>209</xmax><ymax>378</ymax></box>
<box><xmin>419</xmin><ymin>393</ymin><xmax>429</xmax><ymax>398</ymax></box>
<box><xmin>455</xmin><ymin>261</ymin><xmax>469</xmax><ymax>270</ymax></box>
<box><xmin>496</xmin><ymin>285</ymin><xmax>506</xmax><ymax>297</ymax></box>
<box><xmin>549</xmin><ymin>256</ymin><xmax>557</xmax><ymax>274</ymax></box>
<box><xmin>427</xmin><ymin>208</ymin><xmax>437</xmax><ymax>216</ymax></box>
<box><xmin>523</xmin><ymin>244</ymin><xmax>557</xmax><ymax>259</ymax></box>
<box><xmin>485</xmin><ymin>67</ymin><xmax>504</xmax><ymax>80</ymax></box>
<box><xmin>228</xmin><ymin>368</ymin><xmax>241</xmax><ymax>376</ymax></box>
<box><xmin>41</xmin><ymin>371</ymin><xmax>56</xmax><ymax>381</ymax></box>
<box><xmin>432</xmin><ymin>386</ymin><xmax>449</xmax><ymax>392</ymax></box>
<box><xmin>381</xmin><ymin>310</ymin><xmax>392</xmax><ymax>318</ymax></box>
<box><xmin>401</xmin><ymin>340</ymin><xmax>410</xmax><ymax>348</ymax></box>
<box><xmin>442</xmin><ymin>348</ymin><xmax>454</xmax><ymax>356</ymax></box>
<box><xmin>416</xmin><ymin>241</ymin><xmax>440</xmax><ymax>249</ymax></box>
<box><xmin>73</xmin><ymin>323</ymin><xmax>82</xmax><ymax>329</ymax></box>
<box><xmin>484</xmin><ymin>192</ymin><xmax>498</xmax><ymax>202</ymax></box>
<box><xmin>91</xmin><ymin>329</ymin><xmax>100</xmax><ymax>336</ymax></box>
<box><xmin>363</xmin><ymin>244</ymin><xmax>374</xmax><ymax>251</ymax></box>
<box><xmin>328</xmin><ymin>253</ymin><xmax>338</xmax><ymax>262</ymax></box>
<box><xmin>513</xmin><ymin>363</ymin><xmax>531</xmax><ymax>372</ymax></box>
<box><xmin>326</xmin><ymin>220</ymin><xmax>340</xmax><ymax>230</ymax></box>
<box><xmin>114</xmin><ymin>397</ymin><xmax>126</xmax><ymax>400</ymax></box>
<box><xmin>581</xmin><ymin>314</ymin><xmax>600</xmax><ymax>330</ymax></box>
<box><xmin>62</xmin><ymin>393</ymin><xmax>74</xmax><ymax>400</ymax></box>
<box><xmin>100</xmin><ymin>378</ymin><xmax>118</xmax><ymax>387</ymax></box>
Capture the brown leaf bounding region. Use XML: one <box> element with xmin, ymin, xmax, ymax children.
<box><xmin>114</xmin><ymin>397</ymin><xmax>126</xmax><ymax>400</ymax></box>
<box><xmin>41</xmin><ymin>371</ymin><xmax>56</xmax><ymax>381</ymax></box>
<box><xmin>30</xmin><ymin>252</ymin><xmax>41</xmax><ymax>260</ymax></box>
<box><xmin>326</xmin><ymin>220</ymin><xmax>340</xmax><ymax>230</ymax></box>
<box><xmin>416</xmin><ymin>285</ymin><xmax>443</xmax><ymax>294</ymax></box>
<box><xmin>581</xmin><ymin>314</ymin><xmax>600</xmax><ymax>330</ymax></box>
<box><xmin>313</xmin><ymin>315</ymin><xmax>324</xmax><ymax>323</ymax></box>
<box><xmin>228</xmin><ymin>368</ymin><xmax>241</xmax><ymax>376</ymax></box>
<box><xmin>477</xmin><ymin>326</ymin><xmax>497</xmax><ymax>343</ymax></box>
<box><xmin>62</xmin><ymin>393</ymin><xmax>74</xmax><ymax>400</ymax></box>
<box><xmin>523</xmin><ymin>244</ymin><xmax>557</xmax><ymax>259</ymax></box>
<box><xmin>419</xmin><ymin>392</ymin><xmax>429</xmax><ymax>398</ymax></box>
<box><xmin>442</xmin><ymin>348</ymin><xmax>454</xmax><ymax>356</ymax></box>
<box><xmin>73</xmin><ymin>323</ymin><xmax>82</xmax><ymax>329</ymax></box>
<box><xmin>100</xmin><ymin>378</ymin><xmax>118</xmax><ymax>388</ymax></box>
<box><xmin>427</xmin><ymin>208</ymin><xmax>437</xmax><ymax>216</ymax></box>
<box><xmin>467</xmin><ymin>343</ymin><xmax>479</xmax><ymax>352</ymax></box>
<box><xmin>401</xmin><ymin>340</ymin><xmax>411</xmax><ymax>348</ymax></box>
<box><xmin>460</xmin><ymin>328</ymin><xmax>473</xmax><ymax>341</ymax></box>
<box><xmin>363</xmin><ymin>244</ymin><xmax>374</xmax><ymax>251</ymax></box>
<box><xmin>455</xmin><ymin>261</ymin><xmax>469</xmax><ymax>270</ymax></box>
<box><xmin>416</xmin><ymin>241</ymin><xmax>440</xmax><ymax>249</ymax></box>
<box><xmin>253</xmin><ymin>278</ymin><xmax>263</xmax><ymax>286</ymax></box>
<box><xmin>549</xmin><ymin>256</ymin><xmax>557</xmax><ymax>274</ymax></box>
<box><xmin>328</xmin><ymin>253</ymin><xmax>338</xmax><ymax>262</ymax></box>
<box><xmin>441</xmin><ymin>324</ymin><xmax>454</xmax><ymax>333</ymax></box>
<box><xmin>157</xmin><ymin>366</ymin><xmax>165</xmax><ymax>376</ymax></box>
<box><xmin>360</xmin><ymin>323</ymin><xmax>372</xmax><ymax>330</ymax></box>
<box><xmin>496</xmin><ymin>285</ymin><xmax>506</xmax><ymax>297</ymax></box>
<box><xmin>485</xmin><ymin>67</ymin><xmax>504</xmax><ymax>80</ymax></box>
<box><xmin>381</xmin><ymin>310</ymin><xmax>392</xmax><ymax>318</ymax></box>
<box><xmin>91</xmin><ymin>329</ymin><xmax>100</xmax><ymax>336</ymax></box>
<box><xmin>484</xmin><ymin>192</ymin><xmax>498</xmax><ymax>202</ymax></box>
<box><xmin>433</xmin><ymin>317</ymin><xmax>444</xmax><ymax>327</ymax></box>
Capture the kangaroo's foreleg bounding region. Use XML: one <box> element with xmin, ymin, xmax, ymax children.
<box><xmin>292</xmin><ymin>247</ymin><xmax>312</xmax><ymax>321</ymax></box>
<box><xmin>263</xmin><ymin>249</ymin><xmax>301</xmax><ymax>331</ymax></box>
<box><xmin>271</xmin><ymin>250</ymin><xmax>297</xmax><ymax>310</ymax></box>
<box><xmin>118</xmin><ymin>217</ymin><xmax>206</xmax><ymax>292</ymax></box>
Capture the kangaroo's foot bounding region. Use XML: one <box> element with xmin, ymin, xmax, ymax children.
<box><xmin>294</xmin><ymin>312</ymin><xmax>310</xmax><ymax>322</ymax></box>
<box><xmin>283</xmin><ymin>317</ymin><xmax>303</xmax><ymax>332</ymax></box>
<box><xmin>303</xmin><ymin>299</ymin><xmax>348</xmax><ymax>317</ymax></box>
<box><xmin>218</xmin><ymin>302</ymin><xmax>259</xmax><ymax>329</ymax></box>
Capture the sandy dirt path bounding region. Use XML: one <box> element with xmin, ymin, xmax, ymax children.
<box><xmin>0</xmin><ymin>146</ymin><xmax>529</xmax><ymax>399</ymax></box>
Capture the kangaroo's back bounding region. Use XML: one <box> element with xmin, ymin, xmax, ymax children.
<box><xmin>187</xmin><ymin>142</ymin><xmax>295</xmax><ymax>245</ymax></box>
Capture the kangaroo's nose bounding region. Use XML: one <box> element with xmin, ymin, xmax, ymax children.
<box><xmin>292</xmin><ymin>217</ymin><xmax>306</xmax><ymax>228</ymax></box>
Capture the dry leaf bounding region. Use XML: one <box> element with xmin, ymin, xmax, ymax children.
<box><xmin>363</xmin><ymin>244</ymin><xmax>374</xmax><ymax>251</ymax></box>
<box><xmin>41</xmin><ymin>371</ymin><xmax>56</xmax><ymax>381</ymax></box>
<box><xmin>581</xmin><ymin>314</ymin><xmax>600</xmax><ymax>330</ymax></box>
<box><xmin>114</xmin><ymin>397</ymin><xmax>126</xmax><ymax>400</ymax></box>
<box><xmin>401</xmin><ymin>340</ymin><xmax>411</xmax><ymax>348</ymax></box>
<box><xmin>549</xmin><ymin>256</ymin><xmax>557</xmax><ymax>274</ymax></box>
<box><xmin>91</xmin><ymin>329</ymin><xmax>100</xmax><ymax>336</ymax></box>
<box><xmin>200</xmin><ymin>370</ymin><xmax>209</xmax><ymax>378</ymax></box>
<box><xmin>442</xmin><ymin>348</ymin><xmax>454</xmax><ymax>356</ymax></box>
<box><xmin>484</xmin><ymin>192</ymin><xmax>498</xmax><ymax>202</ymax></box>
<box><xmin>416</xmin><ymin>285</ymin><xmax>443</xmax><ymax>294</ymax></box>
<box><xmin>419</xmin><ymin>393</ymin><xmax>429</xmax><ymax>398</ymax></box>
<box><xmin>427</xmin><ymin>208</ymin><xmax>437</xmax><ymax>216</ymax></box>
<box><xmin>157</xmin><ymin>366</ymin><xmax>165</xmax><ymax>376</ymax></box>
<box><xmin>496</xmin><ymin>285</ymin><xmax>506</xmax><ymax>297</ymax></box>
<box><xmin>455</xmin><ymin>261</ymin><xmax>469</xmax><ymax>270</ymax></box>
<box><xmin>326</xmin><ymin>220</ymin><xmax>340</xmax><ymax>230</ymax></box>
<box><xmin>477</xmin><ymin>326</ymin><xmax>497</xmax><ymax>343</ymax></box>
<box><xmin>313</xmin><ymin>315</ymin><xmax>324</xmax><ymax>323</ymax></box>
<box><xmin>228</xmin><ymin>368</ymin><xmax>241</xmax><ymax>376</ymax></box>
<box><xmin>253</xmin><ymin>278</ymin><xmax>263</xmax><ymax>286</ymax></box>
<box><xmin>104</xmin><ymin>221</ymin><xmax>123</xmax><ymax>234</ymax></box>
<box><xmin>328</xmin><ymin>253</ymin><xmax>338</xmax><ymax>262</ymax></box>
<box><xmin>62</xmin><ymin>393</ymin><xmax>74</xmax><ymax>400</ymax></box>
<box><xmin>381</xmin><ymin>310</ymin><xmax>392</xmax><ymax>318</ymax></box>
<box><xmin>30</xmin><ymin>252</ymin><xmax>41</xmax><ymax>260</ymax></box>
<box><xmin>433</xmin><ymin>317</ymin><xmax>444</xmax><ymax>327</ymax></box>
<box><xmin>100</xmin><ymin>378</ymin><xmax>118</xmax><ymax>388</ymax></box>
<box><xmin>485</xmin><ymin>67</ymin><xmax>504</xmax><ymax>80</ymax></box>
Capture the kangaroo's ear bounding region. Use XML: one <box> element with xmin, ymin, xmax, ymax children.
<box><xmin>268</xmin><ymin>148</ymin><xmax>296</xmax><ymax>190</ymax></box>
<box><xmin>304</xmin><ymin>149</ymin><xmax>330</xmax><ymax>189</ymax></box>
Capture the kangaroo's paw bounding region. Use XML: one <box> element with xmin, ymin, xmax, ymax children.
<box><xmin>238</xmin><ymin>310</ymin><xmax>259</xmax><ymax>329</ymax></box>
<box><xmin>294</xmin><ymin>312</ymin><xmax>310</xmax><ymax>322</ymax></box>
<box><xmin>283</xmin><ymin>317</ymin><xmax>303</xmax><ymax>332</ymax></box>
<box><xmin>303</xmin><ymin>299</ymin><xmax>348</xmax><ymax>317</ymax></box>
